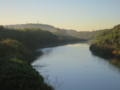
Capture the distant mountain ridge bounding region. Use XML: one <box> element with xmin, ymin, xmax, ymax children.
<box><xmin>4</xmin><ymin>23</ymin><xmax>56</xmax><ymax>32</ymax></box>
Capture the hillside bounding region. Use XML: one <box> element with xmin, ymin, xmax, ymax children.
<box><xmin>4</xmin><ymin>23</ymin><xmax>100</xmax><ymax>40</ymax></box>
<box><xmin>53</xmin><ymin>28</ymin><xmax>82</xmax><ymax>41</ymax></box>
<box><xmin>4</xmin><ymin>24</ymin><xmax>56</xmax><ymax>32</ymax></box>
<box><xmin>53</xmin><ymin>28</ymin><xmax>100</xmax><ymax>40</ymax></box>
<box><xmin>0</xmin><ymin>26</ymin><xmax>59</xmax><ymax>90</ymax></box>
<box><xmin>90</xmin><ymin>24</ymin><xmax>120</xmax><ymax>57</ymax></box>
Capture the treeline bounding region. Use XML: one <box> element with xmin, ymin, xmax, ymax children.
<box><xmin>53</xmin><ymin>28</ymin><xmax>100</xmax><ymax>40</ymax></box>
<box><xmin>90</xmin><ymin>24</ymin><xmax>120</xmax><ymax>58</ymax></box>
<box><xmin>0</xmin><ymin>26</ymin><xmax>59</xmax><ymax>49</ymax></box>
<box><xmin>0</xmin><ymin>26</ymin><xmax>60</xmax><ymax>90</ymax></box>
<box><xmin>4</xmin><ymin>24</ymin><xmax>100</xmax><ymax>41</ymax></box>
<box><xmin>53</xmin><ymin>28</ymin><xmax>84</xmax><ymax>41</ymax></box>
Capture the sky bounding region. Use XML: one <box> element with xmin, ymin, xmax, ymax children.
<box><xmin>0</xmin><ymin>0</ymin><xmax>120</xmax><ymax>31</ymax></box>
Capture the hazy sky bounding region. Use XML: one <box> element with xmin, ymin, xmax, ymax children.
<box><xmin>0</xmin><ymin>0</ymin><xmax>120</xmax><ymax>31</ymax></box>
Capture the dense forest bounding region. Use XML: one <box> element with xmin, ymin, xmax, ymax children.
<box><xmin>90</xmin><ymin>24</ymin><xmax>120</xmax><ymax>58</ymax></box>
<box><xmin>0</xmin><ymin>26</ymin><xmax>60</xmax><ymax>90</ymax></box>
<box><xmin>0</xmin><ymin>27</ymin><xmax>59</xmax><ymax>49</ymax></box>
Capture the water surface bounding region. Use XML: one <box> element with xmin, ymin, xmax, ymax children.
<box><xmin>32</xmin><ymin>43</ymin><xmax>120</xmax><ymax>90</ymax></box>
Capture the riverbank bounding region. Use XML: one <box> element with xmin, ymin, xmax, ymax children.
<box><xmin>0</xmin><ymin>39</ymin><xmax>87</xmax><ymax>90</ymax></box>
<box><xmin>0</xmin><ymin>26</ymin><xmax>88</xmax><ymax>90</ymax></box>
<box><xmin>0</xmin><ymin>39</ymin><xmax>54</xmax><ymax>90</ymax></box>
<box><xmin>89</xmin><ymin>25</ymin><xmax>120</xmax><ymax>60</ymax></box>
<box><xmin>32</xmin><ymin>43</ymin><xmax>120</xmax><ymax>90</ymax></box>
<box><xmin>89</xmin><ymin>44</ymin><xmax>120</xmax><ymax>60</ymax></box>
<box><xmin>0</xmin><ymin>27</ymin><xmax>58</xmax><ymax>90</ymax></box>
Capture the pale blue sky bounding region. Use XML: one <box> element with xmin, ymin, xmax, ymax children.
<box><xmin>0</xmin><ymin>0</ymin><xmax>120</xmax><ymax>31</ymax></box>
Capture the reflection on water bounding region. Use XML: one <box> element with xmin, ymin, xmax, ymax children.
<box><xmin>109</xmin><ymin>59</ymin><xmax>120</xmax><ymax>70</ymax></box>
<box><xmin>91</xmin><ymin>50</ymin><xmax>120</xmax><ymax>72</ymax></box>
<box><xmin>32</xmin><ymin>43</ymin><xmax>120</xmax><ymax>90</ymax></box>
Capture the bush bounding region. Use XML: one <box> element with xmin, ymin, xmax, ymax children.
<box><xmin>0</xmin><ymin>39</ymin><xmax>54</xmax><ymax>90</ymax></box>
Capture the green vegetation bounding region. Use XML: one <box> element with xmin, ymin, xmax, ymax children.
<box><xmin>53</xmin><ymin>28</ymin><xmax>84</xmax><ymax>41</ymax></box>
<box><xmin>0</xmin><ymin>26</ymin><xmax>59</xmax><ymax>90</ymax></box>
<box><xmin>4</xmin><ymin>24</ymin><xmax>100</xmax><ymax>41</ymax></box>
<box><xmin>0</xmin><ymin>26</ymin><xmax>59</xmax><ymax>50</ymax></box>
<box><xmin>53</xmin><ymin>28</ymin><xmax>100</xmax><ymax>40</ymax></box>
<box><xmin>0</xmin><ymin>24</ymin><xmax>98</xmax><ymax>90</ymax></box>
<box><xmin>90</xmin><ymin>24</ymin><xmax>120</xmax><ymax>58</ymax></box>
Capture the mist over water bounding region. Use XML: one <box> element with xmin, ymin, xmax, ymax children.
<box><xmin>32</xmin><ymin>43</ymin><xmax>120</xmax><ymax>90</ymax></box>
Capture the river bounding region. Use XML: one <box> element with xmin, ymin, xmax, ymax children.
<box><xmin>32</xmin><ymin>42</ymin><xmax>120</xmax><ymax>90</ymax></box>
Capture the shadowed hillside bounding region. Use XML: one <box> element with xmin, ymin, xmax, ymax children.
<box><xmin>4</xmin><ymin>23</ymin><xmax>100</xmax><ymax>40</ymax></box>
<box><xmin>0</xmin><ymin>26</ymin><xmax>59</xmax><ymax>90</ymax></box>
<box><xmin>54</xmin><ymin>28</ymin><xmax>100</xmax><ymax>40</ymax></box>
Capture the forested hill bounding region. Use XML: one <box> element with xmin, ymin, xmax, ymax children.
<box><xmin>68</xmin><ymin>30</ymin><xmax>100</xmax><ymax>40</ymax></box>
<box><xmin>4</xmin><ymin>24</ymin><xmax>100</xmax><ymax>40</ymax></box>
<box><xmin>90</xmin><ymin>24</ymin><xmax>120</xmax><ymax>57</ymax></box>
<box><xmin>53</xmin><ymin>28</ymin><xmax>100</xmax><ymax>40</ymax></box>
<box><xmin>0</xmin><ymin>26</ymin><xmax>59</xmax><ymax>49</ymax></box>
<box><xmin>0</xmin><ymin>26</ymin><xmax>58</xmax><ymax>90</ymax></box>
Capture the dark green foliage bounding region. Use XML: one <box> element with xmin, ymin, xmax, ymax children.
<box><xmin>0</xmin><ymin>27</ymin><xmax>59</xmax><ymax>49</ymax></box>
<box><xmin>90</xmin><ymin>24</ymin><xmax>120</xmax><ymax>57</ymax></box>
<box><xmin>53</xmin><ymin>28</ymin><xmax>100</xmax><ymax>40</ymax></box>
<box><xmin>53</xmin><ymin>28</ymin><xmax>85</xmax><ymax>42</ymax></box>
<box><xmin>0</xmin><ymin>39</ymin><xmax>53</xmax><ymax>90</ymax></box>
<box><xmin>0</xmin><ymin>39</ymin><xmax>32</xmax><ymax>63</ymax></box>
<box><xmin>0</xmin><ymin>59</ymin><xmax>53</xmax><ymax>90</ymax></box>
<box><xmin>4</xmin><ymin>24</ymin><xmax>100</xmax><ymax>40</ymax></box>
<box><xmin>90</xmin><ymin>44</ymin><xmax>114</xmax><ymax>58</ymax></box>
<box><xmin>0</xmin><ymin>27</ymin><xmax>57</xmax><ymax>90</ymax></box>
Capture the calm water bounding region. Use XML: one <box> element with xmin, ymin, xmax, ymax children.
<box><xmin>32</xmin><ymin>43</ymin><xmax>120</xmax><ymax>90</ymax></box>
